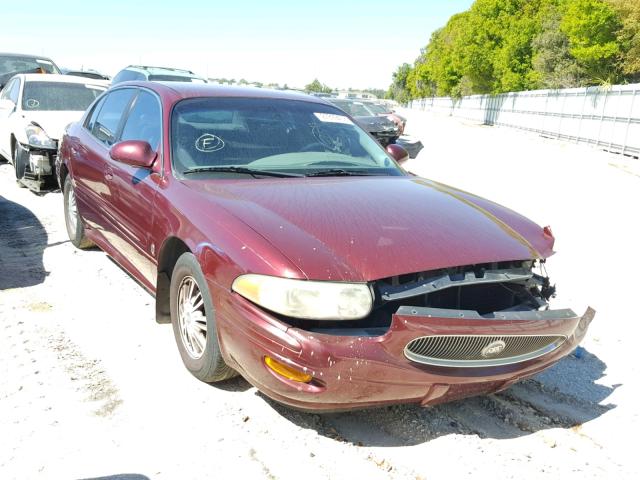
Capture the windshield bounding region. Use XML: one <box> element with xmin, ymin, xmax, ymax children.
<box><xmin>329</xmin><ymin>100</ymin><xmax>373</xmax><ymax>117</ymax></box>
<box><xmin>0</xmin><ymin>56</ymin><xmax>59</xmax><ymax>76</ymax></box>
<box><xmin>171</xmin><ymin>97</ymin><xmax>403</xmax><ymax>177</ymax></box>
<box><xmin>22</xmin><ymin>82</ymin><xmax>106</xmax><ymax>111</ymax></box>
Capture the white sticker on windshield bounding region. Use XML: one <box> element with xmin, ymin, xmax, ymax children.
<box><xmin>313</xmin><ymin>112</ymin><xmax>353</xmax><ymax>125</ymax></box>
<box><xmin>196</xmin><ymin>133</ymin><xmax>225</xmax><ymax>152</ymax></box>
<box><xmin>36</xmin><ymin>59</ymin><xmax>53</xmax><ymax>65</ymax></box>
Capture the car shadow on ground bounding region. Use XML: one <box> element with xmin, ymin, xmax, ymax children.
<box><xmin>78</xmin><ymin>475</ymin><xmax>150</xmax><ymax>480</ymax></box>
<box><xmin>257</xmin><ymin>348</ymin><xmax>616</xmax><ymax>447</ymax></box>
<box><xmin>0</xmin><ymin>194</ymin><xmax>49</xmax><ymax>289</ymax></box>
<box><xmin>214</xmin><ymin>374</ymin><xmax>254</xmax><ymax>392</ymax></box>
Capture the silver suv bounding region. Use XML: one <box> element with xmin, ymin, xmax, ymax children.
<box><xmin>112</xmin><ymin>65</ymin><xmax>207</xmax><ymax>84</ymax></box>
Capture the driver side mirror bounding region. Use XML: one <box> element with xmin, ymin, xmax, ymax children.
<box><xmin>109</xmin><ymin>140</ymin><xmax>157</xmax><ymax>168</ymax></box>
<box><xmin>386</xmin><ymin>144</ymin><xmax>409</xmax><ymax>165</ymax></box>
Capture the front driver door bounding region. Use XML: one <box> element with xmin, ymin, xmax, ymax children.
<box><xmin>106</xmin><ymin>89</ymin><xmax>163</xmax><ymax>286</ymax></box>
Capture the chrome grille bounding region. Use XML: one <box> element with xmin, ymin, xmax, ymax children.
<box><xmin>404</xmin><ymin>334</ymin><xmax>566</xmax><ymax>367</ymax></box>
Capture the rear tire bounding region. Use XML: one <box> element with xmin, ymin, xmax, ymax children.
<box><xmin>63</xmin><ymin>175</ymin><xmax>93</xmax><ymax>249</ymax></box>
<box><xmin>170</xmin><ymin>252</ymin><xmax>236</xmax><ymax>383</ymax></box>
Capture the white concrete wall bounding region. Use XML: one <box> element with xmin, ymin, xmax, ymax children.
<box><xmin>410</xmin><ymin>84</ymin><xmax>640</xmax><ymax>157</ymax></box>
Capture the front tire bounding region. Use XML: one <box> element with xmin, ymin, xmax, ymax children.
<box><xmin>13</xmin><ymin>142</ymin><xmax>28</xmax><ymax>184</ymax></box>
<box><xmin>63</xmin><ymin>175</ymin><xmax>93</xmax><ymax>249</ymax></box>
<box><xmin>170</xmin><ymin>252</ymin><xmax>236</xmax><ymax>383</ymax></box>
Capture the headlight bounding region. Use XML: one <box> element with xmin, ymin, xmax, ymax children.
<box><xmin>26</xmin><ymin>124</ymin><xmax>56</xmax><ymax>149</ymax></box>
<box><xmin>232</xmin><ymin>274</ymin><xmax>373</xmax><ymax>320</ymax></box>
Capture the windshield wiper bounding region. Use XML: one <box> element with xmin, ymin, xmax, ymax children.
<box><xmin>305</xmin><ymin>169</ymin><xmax>381</xmax><ymax>177</ymax></box>
<box><xmin>182</xmin><ymin>166</ymin><xmax>303</xmax><ymax>178</ymax></box>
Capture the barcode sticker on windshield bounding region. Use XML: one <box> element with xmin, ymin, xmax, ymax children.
<box><xmin>314</xmin><ymin>113</ymin><xmax>353</xmax><ymax>125</ymax></box>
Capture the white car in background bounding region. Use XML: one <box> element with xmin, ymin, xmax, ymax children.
<box><xmin>0</xmin><ymin>74</ymin><xmax>107</xmax><ymax>190</ymax></box>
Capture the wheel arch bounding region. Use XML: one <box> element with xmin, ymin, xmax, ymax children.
<box><xmin>155</xmin><ymin>234</ymin><xmax>234</xmax><ymax>324</ymax></box>
<box><xmin>58</xmin><ymin>162</ymin><xmax>69</xmax><ymax>190</ymax></box>
<box><xmin>155</xmin><ymin>236</ymin><xmax>192</xmax><ymax>324</ymax></box>
<box><xmin>10</xmin><ymin>134</ymin><xmax>16</xmax><ymax>162</ymax></box>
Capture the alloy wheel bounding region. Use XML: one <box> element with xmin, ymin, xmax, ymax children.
<box><xmin>66</xmin><ymin>183</ymin><xmax>78</xmax><ymax>233</ymax></box>
<box><xmin>177</xmin><ymin>276</ymin><xmax>207</xmax><ymax>359</ymax></box>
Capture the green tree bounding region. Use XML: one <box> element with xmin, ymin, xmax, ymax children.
<box><xmin>387</xmin><ymin>0</ymin><xmax>636</xmax><ymax>98</ymax></box>
<box><xmin>426</xmin><ymin>15</ymin><xmax>475</xmax><ymax>97</ymax></box>
<box><xmin>608</xmin><ymin>0</ymin><xmax>640</xmax><ymax>79</ymax></box>
<box><xmin>386</xmin><ymin>63</ymin><xmax>413</xmax><ymax>103</ymax></box>
<box><xmin>305</xmin><ymin>78</ymin><xmax>332</xmax><ymax>94</ymax></box>
<box><xmin>560</xmin><ymin>0</ymin><xmax>622</xmax><ymax>83</ymax></box>
<box><xmin>532</xmin><ymin>11</ymin><xmax>586</xmax><ymax>88</ymax></box>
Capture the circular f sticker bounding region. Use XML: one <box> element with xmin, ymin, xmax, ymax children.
<box><xmin>195</xmin><ymin>134</ymin><xmax>225</xmax><ymax>152</ymax></box>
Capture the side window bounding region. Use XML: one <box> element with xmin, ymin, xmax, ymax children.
<box><xmin>85</xmin><ymin>96</ymin><xmax>106</xmax><ymax>132</ymax></box>
<box><xmin>0</xmin><ymin>79</ymin><xmax>14</xmax><ymax>100</ymax></box>
<box><xmin>112</xmin><ymin>69</ymin><xmax>145</xmax><ymax>84</ymax></box>
<box><xmin>8</xmin><ymin>79</ymin><xmax>20</xmax><ymax>103</ymax></box>
<box><xmin>120</xmin><ymin>91</ymin><xmax>161</xmax><ymax>150</ymax></box>
<box><xmin>91</xmin><ymin>89</ymin><xmax>135</xmax><ymax>146</ymax></box>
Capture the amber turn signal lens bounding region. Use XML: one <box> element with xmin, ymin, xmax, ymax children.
<box><xmin>264</xmin><ymin>356</ymin><xmax>313</xmax><ymax>383</ymax></box>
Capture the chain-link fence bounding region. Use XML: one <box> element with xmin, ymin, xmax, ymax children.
<box><xmin>410</xmin><ymin>84</ymin><xmax>640</xmax><ymax>157</ymax></box>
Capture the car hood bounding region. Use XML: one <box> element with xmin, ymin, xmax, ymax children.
<box><xmin>184</xmin><ymin>176</ymin><xmax>553</xmax><ymax>282</ymax></box>
<box><xmin>20</xmin><ymin>110</ymin><xmax>85</xmax><ymax>141</ymax></box>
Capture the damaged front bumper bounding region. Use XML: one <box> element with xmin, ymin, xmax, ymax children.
<box><xmin>216</xmin><ymin>288</ymin><xmax>595</xmax><ymax>412</ymax></box>
<box><xmin>19</xmin><ymin>145</ymin><xmax>57</xmax><ymax>191</ymax></box>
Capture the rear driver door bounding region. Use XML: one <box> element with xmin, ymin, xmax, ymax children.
<box><xmin>72</xmin><ymin>88</ymin><xmax>135</xmax><ymax>236</ymax></box>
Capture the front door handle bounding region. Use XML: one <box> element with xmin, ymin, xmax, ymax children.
<box><xmin>104</xmin><ymin>165</ymin><xmax>113</xmax><ymax>181</ymax></box>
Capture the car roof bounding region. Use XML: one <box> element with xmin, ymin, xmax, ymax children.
<box><xmin>0</xmin><ymin>52</ymin><xmax>56</xmax><ymax>61</ymax></box>
<box><xmin>115</xmin><ymin>81</ymin><xmax>331</xmax><ymax>104</ymax></box>
<box><xmin>16</xmin><ymin>73</ymin><xmax>109</xmax><ymax>87</ymax></box>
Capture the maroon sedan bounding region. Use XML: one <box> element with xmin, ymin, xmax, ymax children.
<box><xmin>57</xmin><ymin>82</ymin><xmax>594</xmax><ymax>411</ymax></box>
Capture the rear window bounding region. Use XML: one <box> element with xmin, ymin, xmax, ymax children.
<box><xmin>112</xmin><ymin>70</ymin><xmax>145</xmax><ymax>84</ymax></box>
<box><xmin>22</xmin><ymin>82</ymin><xmax>106</xmax><ymax>111</ymax></box>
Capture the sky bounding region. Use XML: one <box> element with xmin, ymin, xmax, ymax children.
<box><xmin>2</xmin><ymin>0</ymin><xmax>474</xmax><ymax>90</ymax></box>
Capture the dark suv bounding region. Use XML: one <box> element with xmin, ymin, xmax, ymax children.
<box><xmin>112</xmin><ymin>65</ymin><xmax>207</xmax><ymax>85</ymax></box>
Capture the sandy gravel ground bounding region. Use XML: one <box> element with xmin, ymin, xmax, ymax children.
<box><xmin>0</xmin><ymin>110</ymin><xmax>638</xmax><ymax>479</ymax></box>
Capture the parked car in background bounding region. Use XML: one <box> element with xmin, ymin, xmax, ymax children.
<box><xmin>0</xmin><ymin>53</ymin><xmax>60</xmax><ymax>89</ymax></box>
<box><xmin>363</xmin><ymin>101</ymin><xmax>407</xmax><ymax>134</ymax></box>
<box><xmin>0</xmin><ymin>74</ymin><xmax>107</xmax><ymax>190</ymax></box>
<box><xmin>58</xmin><ymin>82</ymin><xmax>592</xmax><ymax>412</ymax></box>
<box><xmin>395</xmin><ymin>135</ymin><xmax>424</xmax><ymax>159</ymax></box>
<box><xmin>112</xmin><ymin>65</ymin><xmax>207</xmax><ymax>85</ymax></box>
<box><xmin>329</xmin><ymin>98</ymin><xmax>399</xmax><ymax>146</ymax></box>
<box><xmin>62</xmin><ymin>68</ymin><xmax>111</xmax><ymax>81</ymax></box>
<box><xmin>359</xmin><ymin>101</ymin><xmax>424</xmax><ymax>158</ymax></box>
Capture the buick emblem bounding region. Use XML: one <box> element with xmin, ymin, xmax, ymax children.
<box><xmin>481</xmin><ymin>340</ymin><xmax>506</xmax><ymax>358</ymax></box>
